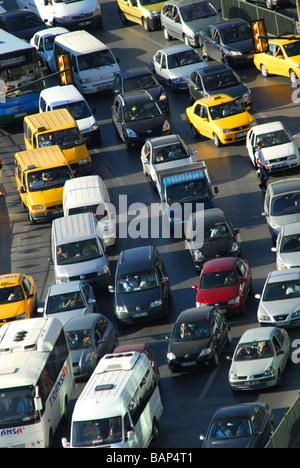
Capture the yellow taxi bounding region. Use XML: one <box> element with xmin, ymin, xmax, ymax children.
<box><xmin>186</xmin><ymin>94</ymin><xmax>257</xmax><ymax>147</ymax></box>
<box><xmin>117</xmin><ymin>0</ymin><xmax>166</xmax><ymax>31</ymax></box>
<box><xmin>0</xmin><ymin>273</ymin><xmax>37</xmax><ymax>326</ymax></box>
<box><xmin>253</xmin><ymin>36</ymin><xmax>300</xmax><ymax>82</ymax></box>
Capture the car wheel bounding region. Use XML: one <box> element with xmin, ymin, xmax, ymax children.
<box><xmin>201</xmin><ymin>45</ymin><xmax>209</xmax><ymax>60</ymax></box>
<box><xmin>163</xmin><ymin>27</ymin><xmax>172</xmax><ymax>41</ymax></box>
<box><xmin>211</xmin><ymin>351</ymin><xmax>219</xmax><ymax>368</ymax></box>
<box><xmin>190</xmin><ymin>124</ymin><xmax>199</xmax><ymax>138</ymax></box>
<box><xmin>226</xmin><ymin>329</ymin><xmax>232</xmax><ymax>345</ymax></box>
<box><xmin>184</xmin><ymin>35</ymin><xmax>190</xmax><ymax>46</ymax></box>
<box><xmin>290</xmin><ymin>69</ymin><xmax>298</xmax><ymax>83</ymax></box>
<box><xmin>118</xmin><ymin>9</ymin><xmax>128</xmax><ymax>25</ymax></box>
<box><xmin>28</xmin><ymin>211</ymin><xmax>36</xmax><ymax>225</ymax></box>
<box><xmin>152</xmin><ymin>418</ymin><xmax>159</xmax><ymax>441</ymax></box>
<box><xmin>213</xmin><ymin>133</ymin><xmax>221</xmax><ymax>147</ymax></box>
<box><xmin>142</xmin><ymin>17</ymin><xmax>150</xmax><ymax>31</ymax></box>
<box><xmin>260</xmin><ymin>64</ymin><xmax>269</xmax><ymax>77</ymax></box>
<box><xmin>277</xmin><ymin>370</ymin><xmax>282</xmax><ymax>387</ymax></box>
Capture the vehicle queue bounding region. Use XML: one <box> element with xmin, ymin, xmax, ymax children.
<box><xmin>1</xmin><ymin>0</ymin><xmax>300</xmax><ymax>449</ymax></box>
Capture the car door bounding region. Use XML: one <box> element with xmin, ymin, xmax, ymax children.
<box><xmin>236</xmin><ymin>259</ymin><xmax>249</xmax><ymax>301</ymax></box>
<box><xmin>201</xmin><ymin>26</ymin><xmax>219</xmax><ymax>60</ymax></box>
<box><xmin>188</xmin><ymin>71</ymin><xmax>205</xmax><ymax>101</ymax></box>
<box><xmin>170</xmin><ymin>6</ymin><xmax>182</xmax><ymax>40</ymax></box>
<box><xmin>22</xmin><ymin>275</ymin><xmax>36</xmax><ymax>316</ymax></box>
<box><xmin>192</xmin><ymin>103</ymin><xmax>212</xmax><ymax>138</ymax></box>
<box><xmin>152</xmin><ymin>52</ymin><xmax>164</xmax><ymax>81</ymax></box>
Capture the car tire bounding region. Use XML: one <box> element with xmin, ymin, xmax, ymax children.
<box><xmin>119</xmin><ymin>9</ymin><xmax>128</xmax><ymax>25</ymax></box>
<box><xmin>184</xmin><ymin>35</ymin><xmax>190</xmax><ymax>46</ymax></box>
<box><xmin>163</xmin><ymin>27</ymin><xmax>172</xmax><ymax>41</ymax></box>
<box><xmin>190</xmin><ymin>124</ymin><xmax>199</xmax><ymax>138</ymax></box>
<box><xmin>260</xmin><ymin>64</ymin><xmax>269</xmax><ymax>77</ymax></box>
<box><xmin>28</xmin><ymin>211</ymin><xmax>36</xmax><ymax>225</ymax></box>
<box><xmin>290</xmin><ymin>69</ymin><xmax>298</xmax><ymax>83</ymax></box>
<box><xmin>142</xmin><ymin>17</ymin><xmax>150</xmax><ymax>31</ymax></box>
<box><xmin>201</xmin><ymin>45</ymin><xmax>209</xmax><ymax>60</ymax></box>
<box><xmin>211</xmin><ymin>351</ymin><xmax>219</xmax><ymax>368</ymax></box>
<box><xmin>213</xmin><ymin>133</ymin><xmax>221</xmax><ymax>147</ymax></box>
<box><xmin>277</xmin><ymin>370</ymin><xmax>282</xmax><ymax>387</ymax></box>
<box><xmin>226</xmin><ymin>329</ymin><xmax>232</xmax><ymax>345</ymax></box>
<box><xmin>152</xmin><ymin>418</ymin><xmax>159</xmax><ymax>441</ymax></box>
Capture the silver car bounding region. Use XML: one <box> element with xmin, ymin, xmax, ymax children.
<box><xmin>161</xmin><ymin>0</ymin><xmax>222</xmax><ymax>47</ymax></box>
<box><xmin>262</xmin><ymin>178</ymin><xmax>300</xmax><ymax>242</ymax></box>
<box><xmin>151</xmin><ymin>44</ymin><xmax>207</xmax><ymax>92</ymax></box>
<box><xmin>229</xmin><ymin>327</ymin><xmax>291</xmax><ymax>391</ymax></box>
<box><xmin>37</xmin><ymin>280</ymin><xmax>97</xmax><ymax>326</ymax></box>
<box><xmin>256</xmin><ymin>269</ymin><xmax>300</xmax><ymax>327</ymax></box>
<box><xmin>64</xmin><ymin>313</ymin><xmax>118</xmax><ymax>379</ymax></box>
<box><xmin>271</xmin><ymin>222</ymin><xmax>300</xmax><ymax>269</ymax></box>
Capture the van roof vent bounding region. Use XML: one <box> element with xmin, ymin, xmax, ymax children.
<box><xmin>98</xmin><ymin>352</ymin><xmax>139</xmax><ymax>372</ymax></box>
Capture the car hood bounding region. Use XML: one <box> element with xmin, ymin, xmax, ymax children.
<box><xmin>206</xmin><ymin>82</ymin><xmax>249</xmax><ymax>100</ymax></box>
<box><xmin>183</xmin><ymin>15</ymin><xmax>221</xmax><ymax>34</ymax></box>
<box><xmin>224</xmin><ymin>38</ymin><xmax>254</xmax><ymax>54</ymax></box>
<box><xmin>27</xmin><ymin>187</ymin><xmax>64</xmax><ymax>208</ymax></box>
<box><xmin>231</xmin><ymin>357</ymin><xmax>274</xmax><ymax>377</ymax></box>
<box><xmin>262</xmin><ymin>142</ymin><xmax>296</xmax><ymax>161</ymax></box>
<box><xmin>203</xmin><ymin>436</ymin><xmax>253</xmax><ymax>448</ymax></box>
<box><xmin>169</xmin><ymin>337</ymin><xmax>210</xmax><ymax>357</ymax></box>
<box><xmin>197</xmin><ymin>285</ymin><xmax>239</xmax><ymax>304</ymax></box>
<box><xmin>115</xmin><ymin>287</ymin><xmax>161</xmax><ymax>308</ymax></box>
<box><xmin>55</xmin><ymin>257</ymin><xmax>107</xmax><ymax>279</ymax></box>
<box><xmin>125</xmin><ymin>115</ymin><xmax>166</xmax><ymax>132</ymax></box>
<box><xmin>0</xmin><ymin>301</ymin><xmax>25</xmax><ymax>320</ymax></box>
<box><xmin>198</xmin><ymin>238</ymin><xmax>235</xmax><ymax>258</ymax></box>
<box><xmin>216</xmin><ymin>112</ymin><xmax>255</xmax><ymax>130</ymax></box>
<box><xmin>259</xmin><ymin>296</ymin><xmax>300</xmax><ymax>318</ymax></box>
<box><xmin>169</xmin><ymin>61</ymin><xmax>207</xmax><ymax>80</ymax></box>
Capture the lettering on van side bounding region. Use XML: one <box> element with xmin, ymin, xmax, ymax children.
<box><xmin>49</xmin><ymin>362</ymin><xmax>69</xmax><ymax>408</ymax></box>
<box><xmin>0</xmin><ymin>428</ymin><xmax>25</xmax><ymax>437</ymax></box>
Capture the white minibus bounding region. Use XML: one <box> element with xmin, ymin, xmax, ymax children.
<box><xmin>53</xmin><ymin>31</ymin><xmax>120</xmax><ymax>94</ymax></box>
<box><xmin>0</xmin><ymin>317</ymin><xmax>74</xmax><ymax>448</ymax></box>
<box><xmin>16</xmin><ymin>0</ymin><xmax>103</xmax><ymax>29</ymax></box>
<box><xmin>62</xmin><ymin>351</ymin><xmax>163</xmax><ymax>448</ymax></box>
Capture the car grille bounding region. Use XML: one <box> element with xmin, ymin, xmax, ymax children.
<box><xmin>72</xmin><ymin>12</ymin><xmax>93</xmax><ymax>21</ymax></box>
<box><xmin>47</xmin><ymin>204</ymin><xmax>62</xmax><ymax>211</ymax></box>
<box><xmin>231</xmin><ymin>124</ymin><xmax>250</xmax><ymax>132</ymax></box>
<box><xmin>127</xmin><ymin>304</ymin><xmax>150</xmax><ymax>313</ymax></box>
<box><xmin>70</xmin><ymin>272</ymin><xmax>98</xmax><ymax>281</ymax></box>
<box><xmin>136</xmin><ymin>126</ymin><xmax>163</xmax><ymax>139</ymax></box>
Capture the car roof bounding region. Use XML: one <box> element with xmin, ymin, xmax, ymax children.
<box><xmin>147</xmin><ymin>134</ymin><xmax>181</xmax><ymax>148</ymax></box>
<box><xmin>213</xmin><ymin>18</ymin><xmax>249</xmax><ymax>29</ymax></box>
<box><xmin>190</xmin><ymin>208</ymin><xmax>227</xmax><ymax>224</ymax></box>
<box><xmin>120</xmin><ymin>67</ymin><xmax>153</xmax><ymax>79</ymax></box>
<box><xmin>0</xmin><ymin>273</ymin><xmax>23</xmax><ymax>287</ymax></box>
<box><xmin>165</xmin><ymin>0</ymin><xmax>213</xmax><ymax>7</ymax></box>
<box><xmin>202</xmin><ymin>257</ymin><xmax>238</xmax><ymax>272</ymax></box>
<box><xmin>118</xmin><ymin>90</ymin><xmax>154</xmax><ymax>106</ymax></box>
<box><xmin>32</xmin><ymin>27</ymin><xmax>68</xmax><ymax>37</ymax></box>
<box><xmin>157</xmin><ymin>44</ymin><xmax>196</xmax><ymax>55</ymax></box>
<box><xmin>196</xmin><ymin>64</ymin><xmax>232</xmax><ymax>76</ymax></box>
<box><xmin>176</xmin><ymin>306</ymin><xmax>213</xmax><ymax>323</ymax></box>
<box><xmin>268</xmin><ymin>178</ymin><xmax>300</xmax><ymax>196</ymax></box>
<box><xmin>213</xmin><ymin>403</ymin><xmax>267</xmax><ymax>420</ymax></box>
<box><xmin>269</xmin><ymin>35</ymin><xmax>300</xmax><ymax>46</ymax></box>
<box><xmin>267</xmin><ymin>269</ymin><xmax>300</xmax><ymax>284</ymax></box>
<box><xmin>239</xmin><ymin>327</ymin><xmax>277</xmax><ymax>343</ymax></box>
<box><xmin>251</xmin><ymin>121</ymin><xmax>285</xmax><ymax>134</ymax></box>
<box><xmin>64</xmin><ymin>313</ymin><xmax>104</xmax><ymax>331</ymax></box>
<box><xmin>48</xmin><ymin>280</ymin><xmax>83</xmax><ymax>296</ymax></box>
<box><xmin>196</xmin><ymin>94</ymin><xmax>235</xmax><ymax>107</ymax></box>
<box><xmin>117</xmin><ymin>245</ymin><xmax>156</xmax><ymax>275</ymax></box>
<box><xmin>281</xmin><ymin>221</ymin><xmax>300</xmax><ymax>236</ymax></box>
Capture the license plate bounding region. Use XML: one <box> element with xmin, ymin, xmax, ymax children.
<box><xmin>78</xmin><ymin>20</ymin><xmax>91</xmax><ymax>26</ymax></box>
<box><xmin>181</xmin><ymin>361</ymin><xmax>196</xmax><ymax>367</ymax></box>
<box><xmin>15</xmin><ymin>112</ymin><xmax>27</xmax><ymax>118</ymax></box>
<box><xmin>132</xmin><ymin>312</ymin><xmax>148</xmax><ymax>318</ymax></box>
<box><xmin>52</xmin><ymin>210</ymin><xmax>63</xmax><ymax>215</ymax></box>
<box><xmin>237</xmin><ymin>131</ymin><xmax>247</xmax><ymax>138</ymax></box>
<box><xmin>97</xmin><ymin>84</ymin><xmax>111</xmax><ymax>91</ymax></box>
<box><xmin>244</xmin><ymin>380</ymin><xmax>259</xmax><ymax>386</ymax></box>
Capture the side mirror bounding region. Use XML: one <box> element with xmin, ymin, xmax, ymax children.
<box><xmin>192</xmin><ymin>285</ymin><xmax>197</xmax><ymax>290</ymax></box>
<box><xmin>214</xmin><ymin>186</ymin><xmax>219</xmax><ymax>194</ymax></box>
<box><xmin>61</xmin><ymin>437</ymin><xmax>70</xmax><ymax>448</ymax></box>
<box><xmin>108</xmin><ymin>285</ymin><xmax>115</xmax><ymax>293</ymax></box>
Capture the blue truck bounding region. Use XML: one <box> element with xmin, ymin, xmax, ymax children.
<box><xmin>156</xmin><ymin>162</ymin><xmax>218</xmax><ymax>228</ymax></box>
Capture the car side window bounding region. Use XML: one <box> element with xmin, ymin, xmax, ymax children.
<box><xmin>200</xmin><ymin>105</ymin><xmax>208</xmax><ymax>119</ymax></box>
<box><xmin>97</xmin><ymin>317</ymin><xmax>108</xmax><ymax>338</ymax></box>
<box><xmin>22</xmin><ymin>277</ymin><xmax>31</xmax><ymax>295</ymax></box>
<box><xmin>194</xmin><ymin>104</ymin><xmax>201</xmax><ymax>117</ymax></box>
<box><xmin>251</xmin><ymin>406</ymin><xmax>264</xmax><ymax>433</ymax></box>
<box><xmin>155</xmin><ymin>52</ymin><xmax>162</xmax><ymax>65</ymax></box>
<box><xmin>236</xmin><ymin>260</ymin><xmax>246</xmax><ymax>277</ymax></box>
<box><xmin>82</xmin><ymin>282</ymin><xmax>90</xmax><ymax>300</ymax></box>
<box><xmin>272</xmin><ymin>336</ymin><xmax>282</xmax><ymax>353</ymax></box>
<box><xmin>274</xmin><ymin>329</ymin><xmax>284</xmax><ymax>347</ymax></box>
<box><xmin>161</xmin><ymin>54</ymin><xmax>166</xmax><ymax>69</ymax></box>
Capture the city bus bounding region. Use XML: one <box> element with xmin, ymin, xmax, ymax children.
<box><xmin>0</xmin><ymin>29</ymin><xmax>44</xmax><ymax>126</ymax></box>
<box><xmin>0</xmin><ymin>317</ymin><xmax>74</xmax><ymax>448</ymax></box>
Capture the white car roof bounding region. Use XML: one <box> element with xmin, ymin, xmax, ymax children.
<box><xmin>280</xmin><ymin>222</ymin><xmax>300</xmax><ymax>236</ymax></box>
<box><xmin>157</xmin><ymin>44</ymin><xmax>197</xmax><ymax>55</ymax></box>
<box><xmin>238</xmin><ymin>327</ymin><xmax>276</xmax><ymax>343</ymax></box>
<box><xmin>48</xmin><ymin>280</ymin><xmax>83</xmax><ymax>296</ymax></box>
<box><xmin>33</xmin><ymin>27</ymin><xmax>69</xmax><ymax>38</ymax></box>
<box><xmin>251</xmin><ymin>121</ymin><xmax>285</xmax><ymax>134</ymax></box>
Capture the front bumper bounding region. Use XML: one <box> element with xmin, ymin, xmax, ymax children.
<box><xmin>115</xmin><ymin>303</ymin><xmax>167</xmax><ymax>324</ymax></box>
<box><xmin>229</xmin><ymin>374</ymin><xmax>277</xmax><ymax>391</ymax></box>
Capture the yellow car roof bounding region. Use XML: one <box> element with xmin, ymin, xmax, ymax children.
<box><xmin>0</xmin><ymin>273</ymin><xmax>22</xmax><ymax>288</ymax></box>
<box><xmin>196</xmin><ymin>94</ymin><xmax>236</xmax><ymax>107</ymax></box>
<box><xmin>269</xmin><ymin>35</ymin><xmax>300</xmax><ymax>46</ymax></box>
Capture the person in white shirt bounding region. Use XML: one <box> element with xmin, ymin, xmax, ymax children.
<box><xmin>255</xmin><ymin>141</ymin><xmax>269</xmax><ymax>191</ymax></box>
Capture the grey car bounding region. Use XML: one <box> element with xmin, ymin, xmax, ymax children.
<box><xmin>271</xmin><ymin>222</ymin><xmax>300</xmax><ymax>269</ymax></box>
<box><xmin>262</xmin><ymin>178</ymin><xmax>300</xmax><ymax>241</ymax></box>
<box><xmin>161</xmin><ymin>0</ymin><xmax>222</xmax><ymax>47</ymax></box>
<box><xmin>187</xmin><ymin>64</ymin><xmax>252</xmax><ymax>107</ymax></box>
<box><xmin>37</xmin><ymin>280</ymin><xmax>97</xmax><ymax>326</ymax></box>
<box><xmin>64</xmin><ymin>313</ymin><xmax>119</xmax><ymax>379</ymax></box>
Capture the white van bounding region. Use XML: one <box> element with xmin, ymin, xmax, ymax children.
<box><xmin>39</xmin><ymin>85</ymin><xmax>101</xmax><ymax>145</ymax></box>
<box><xmin>16</xmin><ymin>0</ymin><xmax>103</xmax><ymax>29</ymax></box>
<box><xmin>53</xmin><ymin>30</ymin><xmax>120</xmax><ymax>94</ymax></box>
<box><xmin>51</xmin><ymin>212</ymin><xmax>110</xmax><ymax>288</ymax></box>
<box><xmin>61</xmin><ymin>351</ymin><xmax>163</xmax><ymax>448</ymax></box>
<box><xmin>63</xmin><ymin>175</ymin><xmax>116</xmax><ymax>247</ymax></box>
<box><xmin>31</xmin><ymin>27</ymin><xmax>69</xmax><ymax>72</ymax></box>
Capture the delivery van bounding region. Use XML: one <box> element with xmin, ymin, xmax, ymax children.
<box><xmin>51</xmin><ymin>212</ymin><xmax>110</xmax><ymax>288</ymax></box>
<box><xmin>15</xmin><ymin>145</ymin><xmax>73</xmax><ymax>224</ymax></box>
<box><xmin>16</xmin><ymin>0</ymin><xmax>103</xmax><ymax>29</ymax></box>
<box><xmin>63</xmin><ymin>175</ymin><xmax>116</xmax><ymax>247</ymax></box>
<box><xmin>39</xmin><ymin>85</ymin><xmax>101</xmax><ymax>145</ymax></box>
<box><xmin>23</xmin><ymin>108</ymin><xmax>92</xmax><ymax>176</ymax></box>
<box><xmin>53</xmin><ymin>30</ymin><xmax>120</xmax><ymax>94</ymax></box>
<box><xmin>61</xmin><ymin>351</ymin><xmax>163</xmax><ymax>448</ymax></box>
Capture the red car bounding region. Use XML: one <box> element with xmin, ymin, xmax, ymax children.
<box><xmin>113</xmin><ymin>342</ymin><xmax>160</xmax><ymax>383</ymax></box>
<box><xmin>192</xmin><ymin>257</ymin><xmax>252</xmax><ymax>315</ymax></box>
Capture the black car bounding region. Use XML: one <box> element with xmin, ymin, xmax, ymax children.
<box><xmin>166</xmin><ymin>306</ymin><xmax>231</xmax><ymax>372</ymax></box>
<box><xmin>109</xmin><ymin>245</ymin><xmax>171</xmax><ymax>325</ymax></box>
<box><xmin>112</xmin><ymin>67</ymin><xmax>169</xmax><ymax>113</ymax></box>
<box><xmin>111</xmin><ymin>90</ymin><xmax>171</xmax><ymax>150</ymax></box>
<box><xmin>187</xmin><ymin>64</ymin><xmax>252</xmax><ymax>108</ymax></box>
<box><xmin>0</xmin><ymin>9</ymin><xmax>48</xmax><ymax>41</ymax></box>
<box><xmin>199</xmin><ymin>19</ymin><xmax>255</xmax><ymax>66</ymax></box>
<box><xmin>200</xmin><ymin>403</ymin><xmax>274</xmax><ymax>448</ymax></box>
<box><xmin>185</xmin><ymin>208</ymin><xmax>241</xmax><ymax>270</ymax></box>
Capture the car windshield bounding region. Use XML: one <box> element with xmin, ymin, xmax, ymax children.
<box><xmin>220</xmin><ymin>23</ymin><xmax>253</xmax><ymax>44</ymax></box>
<box><xmin>57</xmin><ymin>239</ymin><xmax>103</xmax><ymax>265</ymax></box>
<box><xmin>7</xmin><ymin>13</ymin><xmax>44</xmax><ymax>31</ymax></box>
<box><xmin>180</xmin><ymin>2</ymin><xmax>217</xmax><ymax>21</ymax></box>
<box><xmin>209</xmin><ymin>100</ymin><xmax>245</xmax><ymax>120</ymax></box>
<box><xmin>46</xmin><ymin>291</ymin><xmax>85</xmax><ymax>314</ymax></box>
<box><xmin>0</xmin><ymin>386</ymin><xmax>39</xmax><ymax>429</ymax></box>
<box><xmin>255</xmin><ymin>130</ymin><xmax>290</xmax><ymax>148</ymax></box>
<box><xmin>203</xmin><ymin>70</ymin><xmax>241</xmax><ymax>92</ymax></box>
<box><xmin>200</xmin><ymin>269</ymin><xmax>237</xmax><ymax>289</ymax></box>
<box><xmin>152</xmin><ymin>142</ymin><xmax>190</xmax><ymax>164</ymax></box>
<box><xmin>53</xmin><ymin>101</ymin><xmax>92</xmax><ymax>120</ymax></box>
<box><xmin>0</xmin><ymin>285</ymin><xmax>24</xmax><ymax>304</ymax></box>
<box><xmin>123</xmin><ymin>74</ymin><xmax>159</xmax><ymax>92</ymax></box>
<box><xmin>167</xmin><ymin>50</ymin><xmax>202</xmax><ymax>69</ymax></box>
<box><xmin>204</xmin><ymin>222</ymin><xmax>232</xmax><ymax>241</ymax></box>
<box><xmin>72</xmin><ymin>416</ymin><xmax>122</xmax><ymax>447</ymax></box>
<box><xmin>234</xmin><ymin>340</ymin><xmax>274</xmax><ymax>361</ymax></box>
<box><xmin>77</xmin><ymin>50</ymin><xmax>115</xmax><ymax>71</ymax></box>
<box><xmin>124</xmin><ymin>101</ymin><xmax>161</xmax><ymax>122</ymax></box>
<box><xmin>270</xmin><ymin>192</ymin><xmax>300</xmax><ymax>216</ymax></box>
<box><xmin>37</xmin><ymin>128</ymin><xmax>84</xmax><ymax>149</ymax></box>
<box><xmin>262</xmin><ymin>279</ymin><xmax>300</xmax><ymax>301</ymax></box>
<box><xmin>116</xmin><ymin>269</ymin><xmax>158</xmax><ymax>293</ymax></box>
<box><xmin>207</xmin><ymin>418</ymin><xmax>252</xmax><ymax>440</ymax></box>
<box><xmin>280</xmin><ymin>234</ymin><xmax>300</xmax><ymax>252</ymax></box>
<box><xmin>26</xmin><ymin>166</ymin><xmax>72</xmax><ymax>192</ymax></box>
<box><xmin>283</xmin><ymin>40</ymin><xmax>300</xmax><ymax>57</ymax></box>
<box><xmin>166</xmin><ymin>179</ymin><xmax>211</xmax><ymax>204</ymax></box>
<box><xmin>44</xmin><ymin>35</ymin><xmax>56</xmax><ymax>51</ymax></box>
<box><xmin>172</xmin><ymin>319</ymin><xmax>210</xmax><ymax>341</ymax></box>
<box><xmin>66</xmin><ymin>329</ymin><xmax>93</xmax><ymax>350</ymax></box>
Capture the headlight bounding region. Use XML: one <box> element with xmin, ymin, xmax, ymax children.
<box><xmin>84</xmin><ymin>352</ymin><xmax>94</xmax><ymax>363</ymax></box>
<box><xmin>219</xmin><ymin>129</ymin><xmax>231</xmax><ymax>134</ymax></box>
<box><xmin>162</xmin><ymin>119</ymin><xmax>170</xmax><ymax>133</ymax></box>
<box><xmin>60</xmin><ymin>16</ymin><xmax>72</xmax><ymax>22</ymax></box>
<box><xmin>288</xmin><ymin>154</ymin><xmax>297</xmax><ymax>160</ymax></box>
<box><xmin>167</xmin><ymin>352</ymin><xmax>176</xmax><ymax>361</ymax></box>
<box><xmin>125</xmin><ymin>127</ymin><xmax>137</xmax><ymax>138</ymax></box>
<box><xmin>228</xmin><ymin>50</ymin><xmax>242</xmax><ymax>56</ymax></box>
<box><xmin>292</xmin><ymin>309</ymin><xmax>300</xmax><ymax>318</ymax></box>
<box><xmin>249</xmin><ymin>120</ymin><xmax>257</xmax><ymax>127</ymax></box>
<box><xmin>148</xmin><ymin>10</ymin><xmax>158</xmax><ymax>17</ymax></box>
<box><xmin>79</xmin><ymin>157</ymin><xmax>89</xmax><ymax>165</ymax></box>
<box><xmin>230</xmin><ymin>370</ymin><xmax>238</xmax><ymax>380</ymax></box>
<box><xmin>231</xmin><ymin>241</ymin><xmax>239</xmax><ymax>253</ymax></box>
<box><xmin>196</xmin><ymin>302</ymin><xmax>206</xmax><ymax>308</ymax></box>
<box><xmin>258</xmin><ymin>312</ymin><xmax>271</xmax><ymax>322</ymax></box>
<box><xmin>31</xmin><ymin>205</ymin><xmax>44</xmax><ymax>210</ymax></box>
<box><xmin>79</xmin><ymin>78</ymin><xmax>92</xmax><ymax>84</ymax></box>
<box><xmin>194</xmin><ymin>249</ymin><xmax>204</xmax><ymax>259</ymax></box>
<box><xmin>172</xmin><ymin>77</ymin><xmax>185</xmax><ymax>83</ymax></box>
<box><xmin>57</xmin><ymin>276</ymin><xmax>69</xmax><ymax>283</ymax></box>
<box><xmin>17</xmin><ymin>312</ymin><xmax>28</xmax><ymax>320</ymax></box>
<box><xmin>98</xmin><ymin>266</ymin><xmax>109</xmax><ymax>275</ymax></box>
<box><xmin>116</xmin><ymin>305</ymin><xmax>128</xmax><ymax>313</ymax></box>
<box><xmin>199</xmin><ymin>348</ymin><xmax>211</xmax><ymax>357</ymax></box>
<box><xmin>277</xmin><ymin>262</ymin><xmax>287</xmax><ymax>270</ymax></box>
<box><xmin>264</xmin><ymin>366</ymin><xmax>275</xmax><ymax>377</ymax></box>
<box><xmin>150</xmin><ymin>299</ymin><xmax>162</xmax><ymax>308</ymax></box>
<box><xmin>159</xmin><ymin>92</ymin><xmax>167</xmax><ymax>101</ymax></box>
<box><xmin>228</xmin><ymin>296</ymin><xmax>240</xmax><ymax>305</ymax></box>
